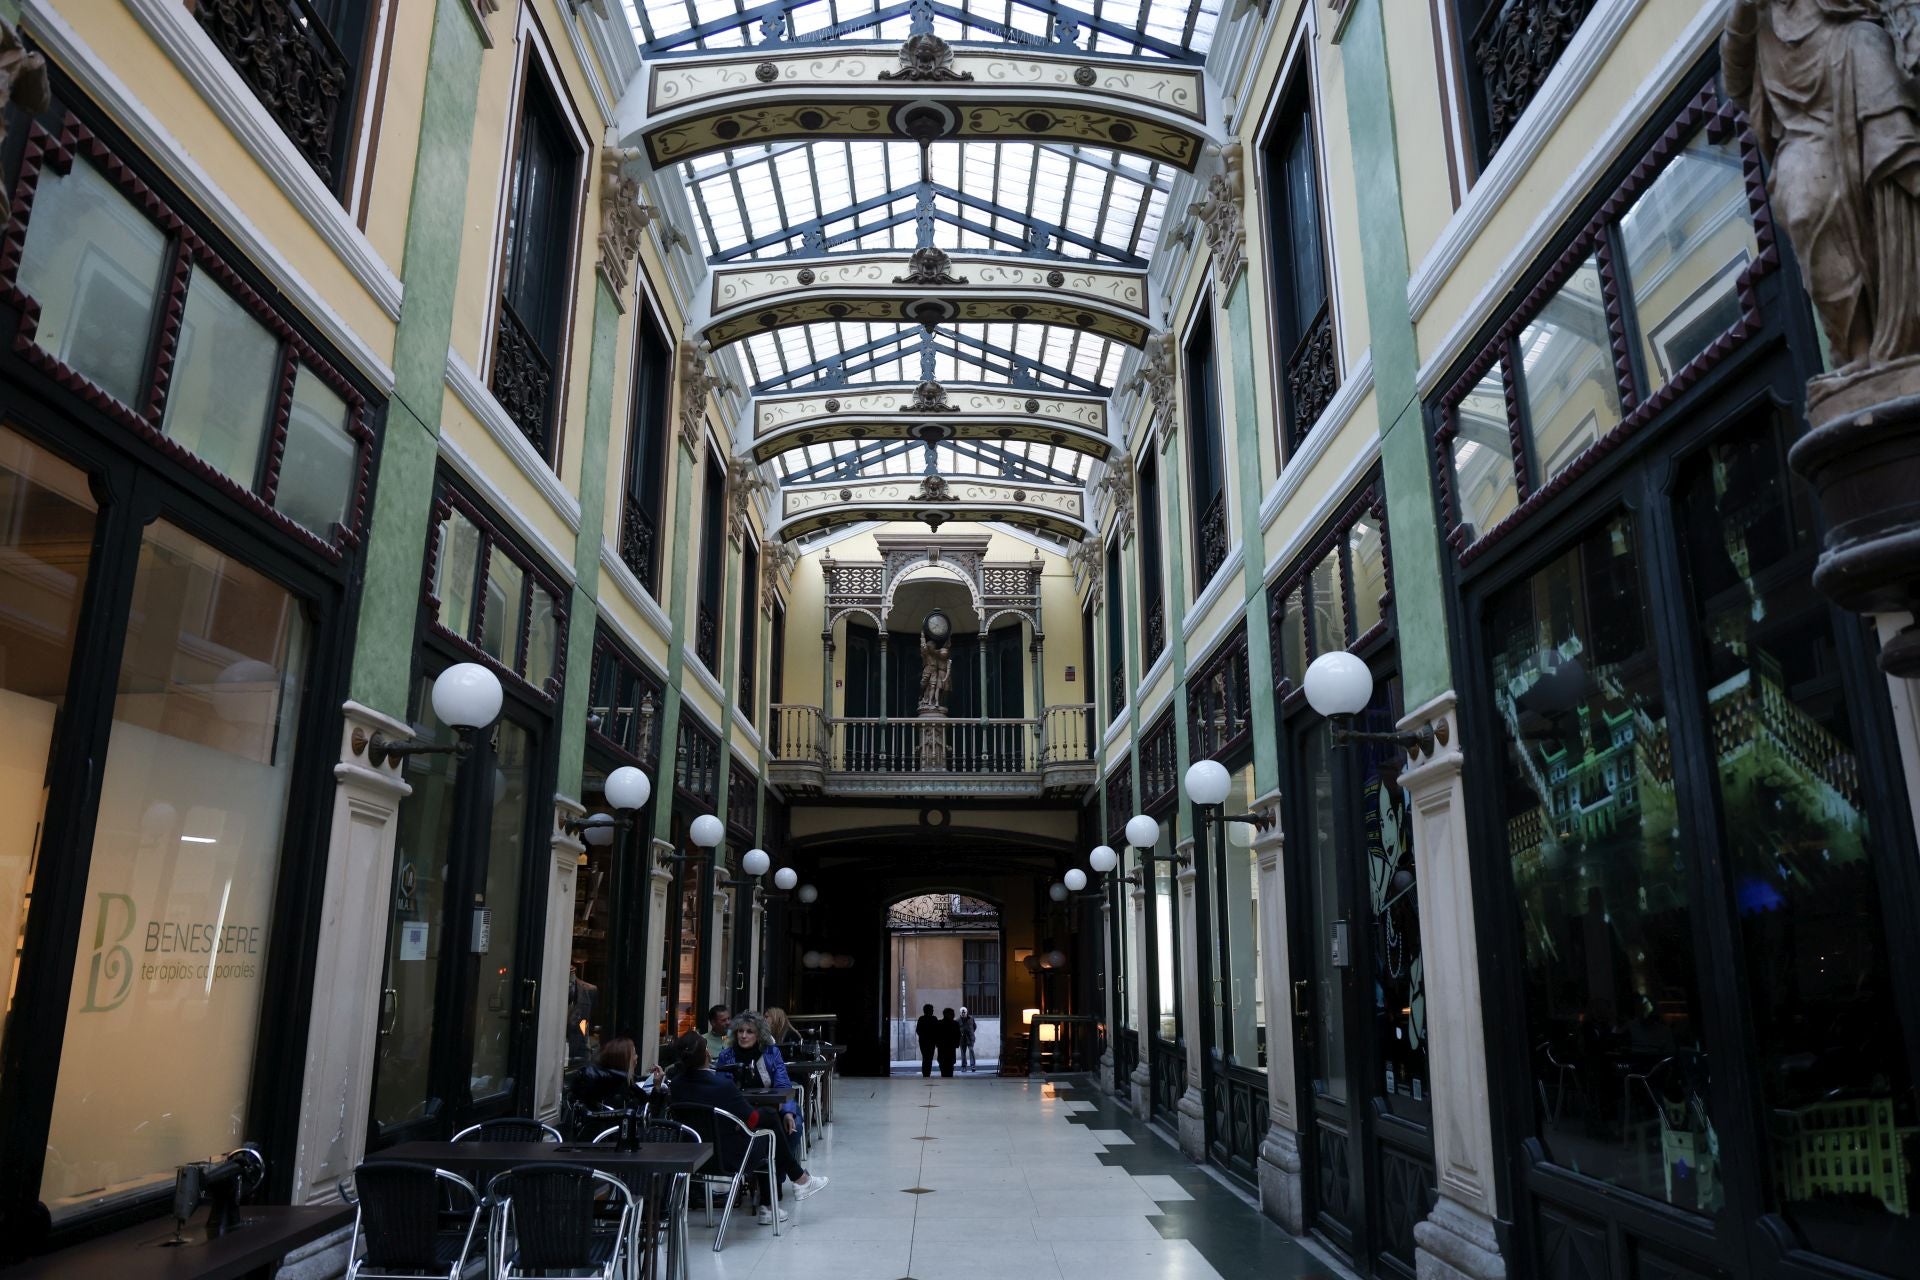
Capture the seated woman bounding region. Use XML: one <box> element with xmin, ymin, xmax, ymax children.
<box><xmin>569</xmin><ymin>1035</ymin><xmax>643</xmax><ymax>1113</ymax></box>
<box><xmin>669</xmin><ymin>1033</ymin><xmax>826</xmax><ymax>1224</ymax></box>
<box><xmin>765</xmin><ymin>1007</ymin><xmax>802</xmax><ymax>1049</ymax></box>
<box><xmin>716</xmin><ymin>1012</ymin><xmax>806</xmax><ymax>1139</ymax></box>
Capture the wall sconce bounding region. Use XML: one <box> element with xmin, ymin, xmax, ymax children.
<box><xmin>352</xmin><ymin>663</ymin><xmax>503</xmax><ymax>766</ymax></box>
<box><xmin>1303</xmin><ymin>651</ymin><xmax>1446</xmax><ymax>758</ymax></box>
<box><xmin>659</xmin><ymin>812</ymin><xmax>726</xmax><ymax>866</ymax></box>
<box><xmin>1183</xmin><ymin>759</ymin><xmax>1274</xmax><ymax>843</ymax></box>
<box><xmin>564</xmin><ymin>765</ymin><xmax>652</xmax><ymax>844</ymax></box>
<box><xmin>1125</xmin><ymin>813</ymin><xmax>1188</xmax><ymax>870</ymax></box>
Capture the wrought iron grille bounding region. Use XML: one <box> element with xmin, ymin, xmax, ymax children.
<box><xmin>1469</xmin><ymin>0</ymin><xmax>1599</xmax><ymax>162</ymax></box>
<box><xmin>1140</xmin><ymin>710</ymin><xmax>1178</xmax><ymax>810</ymax></box>
<box><xmin>1143</xmin><ymin>593</ymin><xmax>1166</xmax><ymax>668</ymax></box>
<box><xmin>1195</xmin><ymin>491</ymin><xmax>1228</xmax><ymax>586</ymax></box>
<box><xmin>194</xmin><ymin>0</ymin><xmax>351</xmax><ymax>183</ymax></box>
<box><xmin>1110</xmin><ymin>668</ymin><xmax>1128</xmax><ymax>721</ymax></box>
<box><xmin>1284</xmin><ymin>305</ymin><xmax>1338</xmax><ymax>452</ymax></box>
<box><xmin>695</xmin><ymin>602</ymin><xmax>720</xmax><ymax>672</ymax></box>
<box><xmin>675</xmin><ymin>716</ymin><xmax>722</xmax><ymax>808</ymax></box>
<box><xmin>1105</xmin><ymin>758</ymin><xmax>1133</xmax><ymax>840</ymax></box>
<box><xmin>1187</xmin><ymin>622</ymin><xmax>1251</xmax><ymax>762</ymax></box>
<box><xmin>492</xmin><ymin>302</ymin><xmax>555</xmax><ymax>456</ymax></box>
<box><xmin>620</xmin><ymin>503</ymin><xmax>656</xmax><ymax>589</ymax></box>
<box><xmin>727</xmin><ymin>756</ymin><xmax>758</xmax><ymax>839</ymax></box>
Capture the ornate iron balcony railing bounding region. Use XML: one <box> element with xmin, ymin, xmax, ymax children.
<box><xmin>620</xmin><ymin>504</ymin><xmax>657</xmax><ymax>591</ymax></box>
<box><xmin>492</xmin><ymin>302</ymin><xmax>554</xmax><ymax>457</ymax></box>
<box><xmin>695</xmin><ymin>602</ymin><xmax>720</xmax><ymax>672</ymax></box>
<box><xmin>195</xmin><ymin>0</ymin><xmax>351</xmax><ymax>183</ymax></box>
<box><xmin>767</xmin><ymin>703</ymin><xmax>1096</xmax><ymax>796</ymax></box>
<box><xmin>1470</xmin><ymin>0</ymin><xmax>1598</xmax><ymax>161</ymax></box>
<box><xmin>1195</xmin><ymin>491</ymin><xmax>1229</xmax><ymax>587</ymax></box>
<box><xmin>1284</xmin><ymin>304</ymin><xmax>1338</xmax><ymax>453</ymax></box>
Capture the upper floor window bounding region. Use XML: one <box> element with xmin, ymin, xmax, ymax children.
<box><xmin>1268</xmin><ymin>483</ymin><xmax>1392</xmax><ymax>699</ymax></box>
<box><xmin>620</xmin><ymin>309</ymin><xmax>673</xmax><ymax>595</ymax></box>
<box><xmin>427</xmin><ymin>482</ymin><xmax>568</xmax><ymax>697</ymax></box>
<box><xmin>737</xmin><ymin>536</ymin><xmax>760</xmax><ymax>721</ymax></box>
<box><xmin>195</xmin><ymin>0</ymin><xmax>377</xmax><ymax>191</ymax></box>
<box><xmin>1183</xmin><ymin>305</ymin><xmax>1228</xmax><ymax>593</ymax></box>
<box><xmin>1105</xmin><ymin>536</ymin><xmax>1126</xmax><ymax>724</ymax></box>
<box><xmin>1263</xmin><ymin>79</ymin><xmax>1337</xmax><ymax>453</ymax></box>
<box><xmin>1137</xmin><ymin>451</ymin><xmax>1166</xmax><ymax>667</ymax></box>
<box><xmin>695</xmin><ymin>447</ymin><xmax>726</xmax><ymax>672</ymax></box>
<box><xmin>1456</xmin><ymin>0</ymin><xmax>1601</xmax><ymax>170</ymax></box>
<box><xmin>492</xmin><ymin>70</ymin><xmax>581</xmax><ymax>461</ymax></box>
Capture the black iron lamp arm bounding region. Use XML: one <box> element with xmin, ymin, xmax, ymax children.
<box><xmin>561</xmin><ymin>813</ymin><xmax>637</xmax><ymax>839</ymax></box>
<box><xmin>352</xmin><ymin>726</ymin><xmax>478</xmax><ymax>767</ymax></box>
<box><xmin>1329</xmin><ymin>718</ymin><xmax>1447</xmax><ymax>756</ymax></box>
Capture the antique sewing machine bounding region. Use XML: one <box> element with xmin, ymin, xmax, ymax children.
<box><xmin>164</xmin><ymin>1145</ymin><xmax>264</xmax><ymax>1244</ymax></box>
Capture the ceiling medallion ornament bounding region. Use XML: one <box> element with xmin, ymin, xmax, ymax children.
<box><xmin>900</xmin><ymin>380</ymin><xmax>960</xmax><ymax>414</ymax></box>
<box><xmin>797</xmin><ymin>267</ymin><xmax>817</xmax><ymax>285</ymax></box>
<box><xmin>913</xmin><ymin>474</ymin><xmax>953</xmax><ymax>502</ymax></box>
<box><xmin>878</xmin><ymin>33</ymin><xmax>974</xmax><ymax>82</ymax></box>
<box><xmin>894</xmin><ymin>245</ymin><xmax>969</xmax><ymax>286</ymax></box>
<box><xmin>755</xmin><ymin>61</ymin><xmax>779</xmax><ymax>82</ymax></box>
<box><xmin>1024</xmin><ymin>398</ymin><xmax>1041</xmax><ymax>413</ymax></box>
<box><xmin>1073</xmin><ymin>65</ymin><xmax>1097</xmax><ymax>86</ymax></box>
<box><xmin>825</xmin><ymin>398</ymin><xmax>842</xmax><ymax>412</ymax></box>
<box><xmin>1045</xmin><ymin>269</ymin><xmax>1065</xmax><ymax>287</ymax></box>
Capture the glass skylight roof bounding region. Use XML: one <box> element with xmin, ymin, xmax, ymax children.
<box><xmin>620</xmin><ymin>0</ymin><xmax>1220</xmax><ymax>496</ymax></box>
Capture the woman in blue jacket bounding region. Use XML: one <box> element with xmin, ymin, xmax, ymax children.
<box><xmin>717</xmin><ymin>1011</ymin><xmax>805</xmax><ymax>1139</ymax></box>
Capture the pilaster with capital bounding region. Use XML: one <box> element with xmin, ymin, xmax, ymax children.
<box><xmin>291</xmin><ymin>702</ymin><xmax>414</xmax><ymax>1205</ymax></box>
<box><xmin>1174</xmin><ymin>837</ymin><xmax>1206</xmax><ymax>1160</ymax></box>
<box><xmin>536</xmin><ymin>796</ymin><xmax>587</xmax><ymax>1119</ymax></box>
<box><xmin>1398</xmin><ymin>693</ymin><xmax>1506</xmax><ymax>1280</ymax></box>
<box><xmin>1250</xmin><ymin>790</ymin><xmax>1304</xmax><ymax>1230</ymax></box>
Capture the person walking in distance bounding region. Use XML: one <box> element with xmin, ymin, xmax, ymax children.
<box><xmin>957</xmin><ymin>1006</ymin><xmax>978</xmax><ymax>1072</ymax></box>
<box><xmin>935</xmin><ymin>1007</ymin><xmax>961</xmax><ymax>1078</ymax></box>
<box><xmin>915</xmin><ymin>1003</ymin><xmax>939</xmax><ymax>1077</ymax></box>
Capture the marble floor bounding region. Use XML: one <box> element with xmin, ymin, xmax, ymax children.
<box><xmin>677</xmin><ymin>1075</ymin><xmax>1343</xmax><ymax>1280</ymax></box>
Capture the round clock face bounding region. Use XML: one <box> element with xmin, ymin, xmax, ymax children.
<box><xmin>922</xmin><ymin>610</ymin><xmax>952</xmax><ymax>645</ymax></box>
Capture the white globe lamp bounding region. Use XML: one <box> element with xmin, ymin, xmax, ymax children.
<box><xmin>1089</xmin><ymin>845</ymin><xmax>1119</xmax><ymax>874</ymax></box>
<box><xmin>690</xmin><ymin>814</ymin><xmax>725</xmax><ymax>849</ymax></box>
<box><xmin>801</xmin><ymin>950</ymin><xmax>821</xmax><ymax>969</ymax></box>
<box><xmin>1185</xmin><ymin>758</ymin><xmax>1231</xmax><ymax>807</ymax></box>
<box><xmin>1125</xmin><ymin>813</ymin><xmax>1160</xmax><ymax>850</ymax></box>
<box><xmin>431</xmin><ymin>663</ymin><xmax>503</xmax><ymax>730</ymax></box>
<box><xmin>1304</xmin><ymin>650</ymin><xmax>1374</xmax><ymax>719</ymax></box>
<box><xmin>604</xmin><ymin>765</ymin><xmax>651</xmax><ymax>812</ymax></box>
<box><xmin>1063</xmin><ymin>868</ymin><xmax>1088</xmax><ymax>892</ymax></box>
<box><xmin>773</xmin><ymin>867</ymin><xmax>799</xmax><ymax>891</ymax></box>
<box><xmin>742</xmin><ymin>848</ymin><xmax>771</xmax><ymax>877</ymax></box>
<box><xmin>797</xmin><ymin>884</ymin><xmax>819</xmax><ymax>905</ymax></box>
<box><xmin>579</xmin><ymin>813</ymin><xmax>617</xmax><ymax>848</ymax></box>
<box><xmin>1048</xmin><ymin>882</ymin><xmax>1069</xmax><ymax>903</ymax></box>
<box><xmin>1227</xmin><ymin>816</ymin><xmax>1256</xmax><ymax>848</ymax></box>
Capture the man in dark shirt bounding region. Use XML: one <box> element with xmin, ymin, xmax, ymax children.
<box><xmin>914</xmin><ymin>1004</ymin><xmax>939</xmax><ymax>1077</ymax></box>
<box><xmin>935</xmin><ymin>1007</ymin><xmax>962</xmax><ymax>1077</ymax></box>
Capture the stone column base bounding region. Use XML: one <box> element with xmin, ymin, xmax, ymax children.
<box><xmin>1176</xmin><ymin>1086</ymin><xmax>1206</xmax><ymax>1160</ymax></box>
<box><xmin>1258</xmin><ymin>1123</ymin><xmax>1303</xmax><ymax>1232</ymax></box>
<box><xmin>1415</xmin><ymin>1198</ymin><xmax>1506</xmax><ymax>1280</ymax></box>
<box><xmin>1129</xmin><ymin>1063</ymin><xmax>1150</xmax><ymax>1116</ymax></box>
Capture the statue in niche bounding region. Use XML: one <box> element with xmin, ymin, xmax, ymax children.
<box><xmin>917</xmin><ymin>609</ymin><xmax>953</xmax><ymax>713</ymax></box>
<box><xmin>1722</xmin><ymin>0</ymin><xmax>1920</xmax><ymax>374</ymax></box>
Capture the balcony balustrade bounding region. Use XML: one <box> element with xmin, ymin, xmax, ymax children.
<box><xmin>768</xmin><ymin>703</ymin><xmax>1096</xmax><ymax>798</ymax></box>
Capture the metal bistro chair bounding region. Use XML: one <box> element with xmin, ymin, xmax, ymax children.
<box><xmin>342</xmin><ymin>1161</ymin><xmax>484</xmax><ymax>1280</ymax></box>
<box><xmin>452</xmin><ymin>1116</ymin><xmax>563</xmax><ymax>1143</ymax></box>
<box><xmin>668</xmin><ymin>1104</ymin><xmax>781</xmax><ymax>1248</ymax></box>
<box><xmin>487</xmin><ymin>1163</ymin><xmax>635</xmax><ymax>1280</ymax></box>
<box><xmin>595</xmin><ymin>1119</ymin><xmax>700</xmax><ymax>1280</ymax></box>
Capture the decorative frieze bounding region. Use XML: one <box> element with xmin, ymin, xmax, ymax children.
<box><xmin>1099</xmin><ymin>453</ymin><xmax>1136</xmax><ymax>545</ymax></box>
<box><xmin>597</xmin><ymin>148</ymin><xmax>686</xmax><ymax>296</ymax></box>
<box><xmin>878</xmin><ymin>33</ymin><xmax>975</xmax><ymax>82</ymax></box>
<box><xmin>726</xmin><ymin>456</ymin><xmax>770</xmax><ymax>544</ymax></box>
<box><xmin>1187</xmin><ymin>143</ymin><xmax>1246</xmax><ymax>295</ymax></box>
<box><xmin>677</xmin><ymin>338</ymin><xmax>735</xmax><ymax>453</ymax></box>
<box><xmin>1128</xmin><ymin>332</ymin><xmax>1177</xmax><ymax>450</ymax></box>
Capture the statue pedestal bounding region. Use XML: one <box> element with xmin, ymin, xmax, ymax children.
<box><xmin>917</xmin><ymin>708</ymin><xmax>947</xmax><ymax>770</ymax></box>
<box><xmin>1794</xmin><ymin>361</ymin><xmax>1920</xmax><ymax>674</ymax></box>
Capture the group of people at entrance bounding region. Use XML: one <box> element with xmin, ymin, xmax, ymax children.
<box><xmin>915</xmin><ymin>1004</ymin><xmax>978</xmax><ymax>1076</ymax></box>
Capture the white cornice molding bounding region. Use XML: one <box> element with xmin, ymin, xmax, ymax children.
<box><xmin>445</xmin><ymin>350</ymin><xmax>585</xmax><ymax>534</ymax></box>
<box><xmin>1137</xmin><ymin>645</ymin><xmax>1173</xmax><ymax>701</ymax></box>
<box><xmin>597</xmin><ymin>539</ymin><xmax>674</xmax><ymax>645</ymax></box>
<box><xmin>115</xmin><ymin>0</ymin><xmax>404</xmax><ymax>320</ymax></box>
<box><xmin>559</xmin><ymin>6</ymin><xmax>615</xmax><ymax>123</ymax></box>
<box><xmin>1413</xmin><ymin>0</ymin><xmax>1723</xmax><ymax>394</ymax></box>
<box><xmin>1262</xmin><ymin>429</ymin><xmax>1381</xmax><ymax>586</ymax></box>
<box><xmin>22</xmin><ymin>0</ymin><xmax>397</xmax><ymax>392</ymax></box>
<box><xmin>1185</xmin><ymin>596</ymin><xmax>1245</xmax><ymax>671</ymax></box>
<box><xmin>731</xmin><ymin>707</ymin><xmax>764</xmax><ymax>755</ymax></box>
<box><xmin>682</xmin><ymin>646</ymin><xmax>727</xmax><ymax>703</ymax></box>
<box><xmin>1182</xmin><ymin>544</ymin><xmax>1244</xmax><ymax>640</ymax></box>
<box><xmin>436</xmin><ymin>430</ymin><xmax>579</xmax><ymax>584</ymax></box>
<box><xmin>1260</xmin><ymin>348</ymin><xmax>1373</xmax><ymax>532</ymax></box>
<box><xmin>1103</xmin><ymin>709</ymin><xmax>1130</xmax><ymax>753</ymax></box>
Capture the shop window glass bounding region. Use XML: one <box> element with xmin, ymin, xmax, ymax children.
<box><xmin>1485</xmin><ymin>513</ymin><xmax>1719</xmax><ymax>1215</ymax></box>
<box><xmin>481</xmin><ymin>552</ymin><xmax>525</xmax><ymax>673</ymax></box>
<box><xmin>1620</xmin><ymin>128</ymin><xmax>1757</xmax><ymax>392</ymax></box>
<box><xmin>162</xmin><ymin>270</ymin><xmax>280</xmax><ymax>490</ymax></box>
<box><xmin>1152</xmin><ymin>820</ymin><xmax>1177</xmax><ymax>1042</ymax></box>
<box><xmin>470</xmin><ymin>719</ymin><xmax>531</xmax><ymax>1104</ymax></box>
<box><xmin>1349</xmin><ymin>516</ymin><xmax>1386</xmax><ymax>641</ymax></box>
<box><xmin>1309</xmin><ymin>552</ymin><xmax>1343</xmax><ymax>652</ymax></box>
<box><xmin>714</xmin><ymin>864</ymin><xmax>736</xmax><ymax>1008</ymax></box>
<box><xmin>371</xmin><ymin>679</ymin><xmax>457</xmax><ymax>1132</ymax></box>
<box><xmin>1451</xmin><ymin>360</ymin><xmax>1517</xmax><ymax>540</ymax></box>
<box><xmin>1219</xmin><ymin>762</ymin><xmax>1262</xmax><ymax>1068</ymax></box>
<box><xmin>1363</xmin><ymin>678</ymin><xmax>1427</xmax><ymax>1109</ymax></box>
<box><xmin>1517</xmin><ymin>258</ymin><xmax>1620</xmax><ymax>489</ymax></box>
<box><xmin>527</xmin><ymin>584</ymin><xmax>561</xmax><ymax>689</ymax></box>
<box><xmin>275</xmin><ymin>366</ymin><xmax>356</xmax><ymax>536</ymax></box>
<box><xmin>1276</xmin><ymin>584</ymin><xmax>1306</xmax><ymax>688</ymax></box>
<box><xmin>1675</xmin><ymin>414</ymin><xmax>1915</xmax><ymax>1248</ymax></box>
<box><xmin>43</xmin><ymin>521</ymin><xmax>308</xmax><ymax>1220</ymax></box>
<box><xmin>0</xmin><ymin>429</ymin><xmax>97</xmax><ymax>1101</ymax></box>
<box><xmin>434</xmin><ymin>509</ymin><xmax>482</xmax><ymax>637</ymax></box>
<box><xmin>569</xmin><ymin>771</ymin><xmax>616</xmax><ymax>1079</ymax></box>
<box><xmin>1299</xmin><ymin>722</ymin><xmax>1345</xmax><ymax>1103</ymax></box>
<box><xmin>16</xmin><ymin>160</ymin><xmax>168</xmax><ymax>407</ymax></box>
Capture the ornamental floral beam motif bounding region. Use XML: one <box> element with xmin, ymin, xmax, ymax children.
<box><xmin>777</xmin><ymin>475</ymin><xmax>1088</xmax><ymax>541</ymax></box>
<box><xmin>753</xmin><ymin>383</ymin><xmax>1107</xmax><ymax>434</ymax></box>
<box><xmin>751</xmin><ymin>414</ymin><xmax>1111</xmax><ymax>466</ymax></box>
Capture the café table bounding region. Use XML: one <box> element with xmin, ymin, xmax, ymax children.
<box><xmin>787</xmin><ymin>1060</ymin><xmax>830</xmax><ymax>1144</ymax></box>
<box><xmin>380</xmin><ymin>1139</ymin><xmax>710</xmax><ymax>1280</ymax></box>
<box><xmin>0</xmin><ymin>1204</ymin><xmax>352</xmax><ymax>1280</ymax></box>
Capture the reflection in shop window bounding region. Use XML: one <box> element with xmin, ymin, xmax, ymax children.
<box><xmin>162</xmin><ymin>270</ymin><xmax>280</xmax><ymax>491</ymax></box>
<box><xmin>1516</xmin><ymin>256</ymin><xmax>1620</xmax><ymax>489</ymax></box>
<box><xmin>1485</xmin><ymin>513</ymin><xmax>1719</xmax><ymax>1215</ymax></box>
<box><xmin>1153</xmin><ymin>823</ymin><xmax>1177</xmax><ymax>1042</ymax></box>
<box><xmin>275</xmin><ymin>366</ymin><xmax>357</xmax><ymax>536</ymax></box>
<box><xmin>1450</xmin><ymin>360</ymin><xmax>1518</xmax><ymax>539</ymax></box>
<box><xmin>43</xmin><ymin>521</ymin><xmax>308</xmax><ymax>1220</ymax></box>
<box><xmin>1362</xmin><ymin>677</ymin><xmax>1426</xmax><ymax>1109</ymax></box>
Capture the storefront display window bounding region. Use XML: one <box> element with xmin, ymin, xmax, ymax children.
<box><xmin>469</xmin><ymin>720</ymin><xmax>531</xmax><ymax>1105</ymax></box>
<box><xmin>161</xmin><ymin>270</ymin><xmax>279</xmax><ymax>490</ymax></box>
<box><xmin>0</xmin><ymin>430</ymin><xmax>97</xmax><ymax>1102</ymax></box>
<box><xmin>276</xmin><ymin>367</ymin><xmax>357</xmax><ymax>535</ymax></box>
<box><xmin>1484</xmin><ymin>513</ymin><xmax>1718</xmax><ymax>1214</ymax></box>
<box><xmin>1516</xmin><ymin>256</ymin><xmax>1620</xmax><ymax>488</ymax></box>
<box><xmin>1299</xmin><ymin>722</ymin><xmax>1345</xmax><ymax>1104</ymax></box>
<box><xmin>1674</xmin><ymin>414</ymin><xmax>1915</xmax><ymax>1242</ymax></box>
<box><xmin>1152</xmin><ymin>821</ymin><xmax>1177</xmax><ymax>1043</ymax></box>
<box><xmin>1220</xmin><ymin>762</ymin><xmax>1261</xmax><ymax>1068</ymax></box>
<box><xmin>1362</xmin><ymin>679</ymin><xmax>1425</xmax><ymax>1109</ymax></box>
<box><xmin>42</xmin><ymin>520</ymin><xmax>309</xmax><ymax>1220</ymax></box>
<box><xmin>1449</xmin><ymin>361</ymin><xmax>1517</xmax><ymax>540</ymax></box>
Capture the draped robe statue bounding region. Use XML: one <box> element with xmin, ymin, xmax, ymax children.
<box><xmin>918</xmin><ymin>635</ymin><xmax>952</xmax><ymax>713</ymax></box>
<box><xmin>1723</xmin><ymin>0</ymin><xmax>1920</xmax><ymax>373</ymax></box>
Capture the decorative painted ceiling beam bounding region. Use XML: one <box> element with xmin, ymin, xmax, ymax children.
<box><xmin>777</xmin><ymin>473</ymin><xmax>1088</xmax><ymax>541</ymax></box>
<box><xmin>700</xmin><ymin>248</ymin><xmax>1151</xmax><ymax>349</ymax></box>
<box><xmin>626</xmin><ymin>39</ymin><xmax>1210</xmax><ymax>171</ymax></box>
<box><xmin>751</xmin><ymin>380</ymin><xmax>1107</xmax><ymax>463</ymax></box>
<box><xmin>747</xmin><ymin>326</ymin><xmax>1107</xmax><ymax>393</ymax></box>
<box><xmin>640</xmin><ymin>0</ymin><xmax>1202</xmax><ymax>65</ymax></box>
<box><xmin>756</xmin><ymin>415</ymin><xmax>1111</xmax><ymax>466</ymax></box>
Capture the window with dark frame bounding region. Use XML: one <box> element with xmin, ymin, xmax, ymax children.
<box><xmin>1105</xmin><ymin>536</ymin><xmax>1126</xmax><ymax>723</ymax></box>
<box><xmin>1183</xmin><ymin>306</ymin><xmax>1228</xmax><ymax>592</ymax></box>
<box><xmin>962</xmin><ymin>938</ymin><xmax>1001</xmax><ymax>1017</ymax></box>
<box><xmin>1263</xmin><ymin>76</ymin><xmax>1337</xmax><ymax>454</ymax></box>
<box><xmin>621</xmin><ymin>308</ymin><xmax>673</xmax><ymax>595</ymax></box>
<box><xmin>738</xmin><ymin>537</ymin><xmax>760</xmax><ymax>721</ymax></box>
<box><xmin>769</xmin><ymin>599</ymin><xmax>786</xmax><ymax>706</ymax></box>
<box><xmin>696</xmin><ymin>447</ymin><xmax>726</xmax><ymax>672</ymax></box>
<box><xmin>426</xmin><ymin>481</ymin><xmax>569</xmax><ymax>697</ymax></box>
<box><xmin>1452</xmin><ymin>0</ymin><xmax>1601</xmax><ymax>173</ymax></box>
<box><xmin>194</xmin><ymin>0</ymin><xmax>377</xmax><ymax>192</ymax></box>
<box><xmin>1137</xmin><ymin>451</ymin><xmax>1166</xmax><ymax>667</ymax></box>
<box><xmin>491</xmin><ymin>68</ymin><xmax>580</xmax><ymax>461</ymax></box>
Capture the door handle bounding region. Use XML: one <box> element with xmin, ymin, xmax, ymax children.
<box><xmin>520</xmin><ymin>978</ymin><xmax>539</xmax><ymax>1016</ymax></box>
<box><xmin>379</xmin><ymin>987</ymin><xmax>398</xmax><ymax>1036</ymax></box>
<box><xmin>1292</xmin><ymin>979</ymin><xmax>1309</xmax><ymax>1020</ymax></box>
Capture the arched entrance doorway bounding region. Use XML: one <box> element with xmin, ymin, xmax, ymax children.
<box><xmin>885</xmin><ymin>892</ymin><xmax>1003</xmax><ymax>1075</ymax></box>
